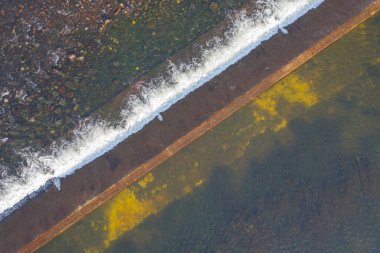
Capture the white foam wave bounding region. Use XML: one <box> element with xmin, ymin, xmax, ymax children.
<box><xmin>0</xmin><ymin>0</ymin><xmax>324</xmax><ymax>219</ymax></box>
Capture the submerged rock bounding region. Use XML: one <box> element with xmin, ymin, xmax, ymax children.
<box><xmin>210</xmin><ymin>2</ymin><xmax>219</xmax><ymax>13</ymax></box>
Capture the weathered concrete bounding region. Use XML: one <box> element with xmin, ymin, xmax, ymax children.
<box><xmin>0</xmin><ymin>0</ymin><xmax>379</xmax><ymax>252</ymax></box>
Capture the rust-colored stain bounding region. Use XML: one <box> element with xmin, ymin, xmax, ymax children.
<box><xmin>0</xmin><ymin>0</ymin><xmax>378</xmax><ymax>252</ymax></box>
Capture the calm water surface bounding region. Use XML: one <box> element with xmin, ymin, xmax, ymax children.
<box><xmin>40</xmin><ymin>13</ymin><xmax>380</xmax><ymax>253</ymax></box>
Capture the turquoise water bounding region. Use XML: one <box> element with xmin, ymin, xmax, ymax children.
<box><xmin>41</xmin><ymin>11</ymin><xmax>380</xmax><ymax>253</ymax></box>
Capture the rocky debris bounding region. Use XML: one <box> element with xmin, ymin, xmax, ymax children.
<box><xmin>0</xmin><ymin>0</ymin><xmax>248</xmax><ymax>170</ymax></box>
<box><xmin>210</xmin><ymin>2</ymin><xmax>219</xmax><ymax>13</ymax></box>
<box><xmin>68</xmin><ymin>53</ymin><xmax>77</xmax><ymax>62</ymax></box>
<box><xmin>112</xmin><ymin>61</ymin><xmax>122</xmax><ymax>67</ymax></box>
<box><xmin>0</xmin><ymin>138</ymin><xmax>8</xmax><ymax>145</ymax></box>
<box><xmin>0</xmin><ymin>0</ymin><xmax>147</xmax><ymax>167</ymax></box>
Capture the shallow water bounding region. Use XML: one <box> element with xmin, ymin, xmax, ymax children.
<box><xmin>0</xmin><ymin>0</ymin><xmax>322</xmax><ymax>219</ymax></box>
<box><xmin>0</xmin><ymin>0</ymin><xmax>247</xmax><ymax>167</ymax></box>
<box><xmin>39</xmin><ymin>12</ymin><xmax>380</xmax><ymax>253</ymax></box>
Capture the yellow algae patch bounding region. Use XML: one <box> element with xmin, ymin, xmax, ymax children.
<box><xmin>138</xmin><ymin>173</ymin><xmax>154</xmax><ymax>188</ymax></box>
<box><xmin>253</xmin><ymin>111</ymin><xmax>266</xmax><ymax>122</ymax></box>
<box><xmin>183</xmin><ymin>185</ymin><xmax>192</xmax><ymax>193</ymax></box>
<box><xmin>274</xmin><ymin>118</ymin><xmax>288</xmax><ymax>132</ymax></box>
<box><xmin>84</xmin><ymin>161</ymin><xmax>208</xmax><ymax>252</ymax></box>
<box><xmin>105</xmin><ymin>188</ymin><xmax>159</xmax><ymax>245</ymax></box>
<box><xmin>251</xmin><ymin>74</ymin><xmax>317</xmax><ymax>132</ymax></box>
<box><xmin>195</xmin><ymin>179</ymin><xmax>204</xmax><ymax>187</ymax></box>
<box><xmin>281</xmin><ymin>75</ymin><xmax>317</xmax><ymax>106</ymax></box>
<box><xmin>227</xmin><ymin>74</ymin><xmax>319</xmax><ymax>161</ymax></box>
<box><xmin>255</xmin><ymin>95</ymin><xmax>278</xmax><ymax>116</ymax></box>
<box><xmin>253</xmin><ymin>74</ymin><xmax>317</xmax><ymax>115</ymax></box>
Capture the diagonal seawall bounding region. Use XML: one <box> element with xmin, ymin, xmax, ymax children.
<box><xmin>0</xmin><ymin>0</ymin><xmax>379</xmax><ymax>252</ymax></box>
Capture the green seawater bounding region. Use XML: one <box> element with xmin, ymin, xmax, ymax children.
<box><xmin>39</xmin><ymin>13</ymin><xmax>380</xmax><ymax>253</ymax></box>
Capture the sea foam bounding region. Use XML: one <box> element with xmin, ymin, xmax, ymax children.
<box><xmin>0</xmin><ymin>0</ymin><xmax>324</xmax><ymax>220</ymax></box>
